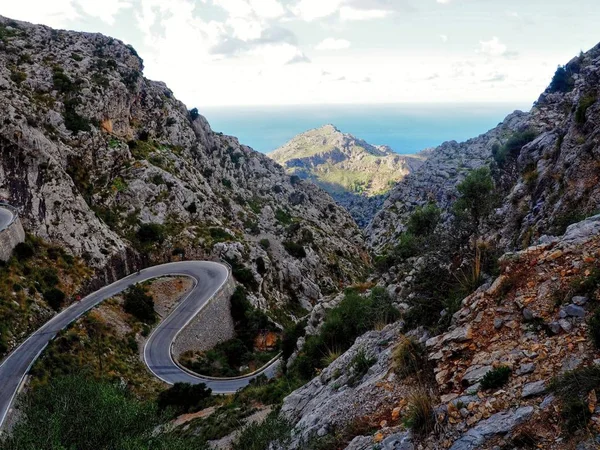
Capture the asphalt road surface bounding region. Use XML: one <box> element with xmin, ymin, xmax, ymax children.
<box><xmin>0</xmin><ymin>261</ymin><xmax>280</xmax><ymax>429</ymax></box>
<box><xmin>0</xmin><ymin>207</ymin><xmax>14</xmax><ymax>232</ymax></box>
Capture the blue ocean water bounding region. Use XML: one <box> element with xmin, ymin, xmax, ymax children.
<box><xmin>200</xmin><ymin>103</ymin><xmax>531</xmax><ymax>155</ymax></box>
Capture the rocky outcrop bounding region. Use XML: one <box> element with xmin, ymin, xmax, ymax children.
<box><xmin>269</xmin><ymin>125</ymin><xmax>427</xmax><ymax>227</ymax></box>
<box><xmin>365</xmin><ymin>111</ymin><xmax>531</xmax><ymax>251</ymax></box>
<box><xmin>0</xmin><ymin>16</ymin><xmax>368</xmax><ymax>314</ymax></box>
<box><xmin>367</xmin><ymin>44</ymin><xmax>600</xmax><ymax>254</ymax></box>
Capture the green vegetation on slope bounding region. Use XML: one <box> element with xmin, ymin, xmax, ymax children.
<box><xmin>1</xmin><ymin>375</ymin><xmax>209</xmax><ymax>450</ymax></box>
<box><xmin>0</xmin><ymin>235</ymin><xmax>91</xmax><ymax>356</ymax></box>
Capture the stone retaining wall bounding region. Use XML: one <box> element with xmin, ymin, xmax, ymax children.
<box><xmin>0</xmin><ymin>208</ymin><xmax>25</xmax><ymax>262</ymax></box>
<box><xmin>172</xmin><ymin>274</ymin><xmax>236</xmax><ymax>358</ymax></box>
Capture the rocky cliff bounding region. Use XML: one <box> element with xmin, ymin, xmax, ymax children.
<box><xmin>278</xmin><ymin>44</ymin><xmax>600</xmax><ymax>449</ymax></box>
<box><xmin>269</xmin><ymin>125</ymin><xmax>426</xmax><ymax>227</ymax></box>
<box><xmin>366</xmin><ymin>45</ymin><xmax>600</xmax><ymax>254</ymax></box>
<box><xmin>0</xmin><ymin>16</ymin><xmax>368</xmax><ymax>316</ymax></box>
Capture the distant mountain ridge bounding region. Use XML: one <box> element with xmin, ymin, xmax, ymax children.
<box><xmin>269</xmin><ymin>125</ymin><xmax>427</xmax><ymax>226</ymax></box>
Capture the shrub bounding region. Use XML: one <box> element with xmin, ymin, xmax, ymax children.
<box><xmin>13</xmin><ymin>241</ymin><xmax>35</xmax><ymax>260</ymax></box>
<box><xmin>157</xmin><ymin>382</ymin><xmax>212</xmax><ymax>414</ymax></box>
<box><xmin>1</xmin><ymin>375</ymin><xmax>203</xmax><ymax>450</ymax></box>
<box><xmin>189</xmin><ymin>107</ymin><xmax>200</xmax><ymax>121</ymax></box>
<box><xmin>480</xmin><ymin>365</ymin><xmax>511</xmax><ymax>390</ymax></box>
<box><xmin>348</xmin><ymin>348</ymin><xmax>375</xmax><ymax>386</ymax></box>
<box><xmin>10</xmin><ymin>69</ymin><xmax>26</xmax><ymax>84</ymax></box>
<box><xmin>406</xmin><ymin>203</ymin><xmax>441</xmax><ymax>237</ymax></box>
<box><xmin>136</xmin><ymin>223</ymin><xmax>165</xmax><ymax>245</ymax></box>
<box><xmin>283</xmin><ymin>241</ymin><xmax>306</xmax><ymax>258</ymax></box>
<box><xmin>404</xmin><ymin>389</ymin><xmax>435</xmax><ymax>435</ymax></box>
<box><xmin>394</xmin><ymin>232</ymin><xmax>419</xmax><ymax>259</ymax></box>
<box><xmin>290</xmin><ymin>288</ymin><xmax>399</xmax><ymax>380</ymax></box>
<box><xmin>281</xmin><ymin>319</ymin><xmax>307</xmax><ymax>360</ymax></box>
<box><xmin>493</xmin><ymin>130</ymin><xmax>538</xmax><ymax>167</ymax></box>
<box><xmin>231</xmin><ymin>412</ymin><xmax>292</xmax><ymax>450</ymax></box>
<box><xmin>588</xmin><ymin>309</ymin><xmax>600</xmax><ymax>349</ymax></box>
<box><xmin>560</xmin><ymin>398</ymin><xmax>592</xmax><ymax>432</ymax></box>
<box><xmin>275</xmin><ymin>208</ymin><xmax>293</xmax><ymax>225</ymax></box>
<box><xmin>575</xmin><ymin>94</ymin><xmax>597</xmax><ymax>125</ymax></box>
<box><xmin>209</xmin><ymin>227</ymin><xmax>233</xmax><ymax>242</ymax></box>
<box><xmin>63</xmin><ymin>98</ymin><xmax>91</xmax><ymax>134</ymax></box>
<box><xmin>452</xmin><ymin>167</ymin><xmax>495</xmax><ymax>231</ymax></box>
<box><xmin>52</xmin><ymin>67</ymin><xmax>74</xmax><ymax>93</ymax></box>
<box><xmin>548</xmin><ymin>66</ymin><xmax>575</xmax><ymax>93</ymax></box>
<box><xmin>123</xmin><ymin>285</ymin><xmax>155</xmax><ymax>323</ymax></box>
<box><xmin>259</xmin><ymin>238</ymin><xmax>270</xmax><ymax>250</ymax></box>
<box><xmin>43</xmin><ymin>288</ymin><xmax>66</xmax><ymax>311</ymax></box>
<box><xmin>392</xmin><ymin>336</ymin><xmax>427</xmax><ymax>379</ymax></box>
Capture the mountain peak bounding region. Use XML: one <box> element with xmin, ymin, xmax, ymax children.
<box><xmin>269</xmin><ymin>126</ymin><xmax>427</xmax><ymax>226</ymax></box>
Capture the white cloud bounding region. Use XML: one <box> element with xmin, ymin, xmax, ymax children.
<box><xmin>339</xmin><ymin>6</ymin><xmax>389</xmax><ymax>21</ymax></box>
<box><xmin>292</xmin><ymin>0</ymin><xmax>343</xmax><ymax>21</ymax></box>
<box><xmin>437</xmin><ymin>0</ymin><xmax>451</xmax><ymax>3</ymax></box>
<box><xmin>248</xmin><ymin>0</ymin><xmax>285</xmax><ymax>19</ymax></box>
<box><xmin>316</xmin><ymin>38</ymin><xmax>351</xmax><ymax>50</ymax></box>
<box><xmin>1</xmin><ymin>0</ymin><xmax>131</xmax><ymax>27</ymax></box>
<box><xmin>440</xmin><ymin>34</ymin><xmax>448</xmax><ymax>43</ymax></box>
<box><xmin>478</xmin><ymin>36</ymin><xmax>507</xmax><ymax>57</ymax></box>
<box><xmin>76</xmin><ymin>0</ymin><xmax>133</xmax><ymax>24</ymax></box>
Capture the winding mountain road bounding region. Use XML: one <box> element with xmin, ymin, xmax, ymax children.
<box><xmin>0</xmin><ymin>207</ymin><xmax>14</xmax><ymax>232</ymax></box>
<box><xmin>0</xmin><ymin>261</ymin><xmax>280</xmax><ymax>429</ymax></box>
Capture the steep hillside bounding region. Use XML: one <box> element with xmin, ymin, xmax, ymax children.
<box><xmin>274</xmin><ymin>45</ymin><xmax>600</xmax><ymax>449</ymax></box>
<box><xmin>0</xmin><ymin>16</ymin><xmax>368</xmax><ymax>320</ymax></box>
<box><xmin>269</xmin><ymin>125</ymin><xmax>426</xmax><ymax>227</ymax></box>
<box><xmin>367</xmin><ymin>45</ymin><xmax>600</xmax><ymax>253</ymax></box>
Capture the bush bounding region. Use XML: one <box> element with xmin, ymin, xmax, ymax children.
<box><xmin>588</xmin><ymin>309</ymin><xmax>600</xmax><ymax>349</ymax></box>
<box><xmin>231</xmin><ymin>412</ymin><xmax>292</xmax><ymax>450</ymax></box>
<box><xmin>283</xmin><ymin>241</ymin><xmax>306</xmax><ymax>258</ymax></box>
<box><xmin>561</xmin><ymin>398</ymin><xmax>593</xmax><ymax>432</ymax></box>
<box><xmin>392</xmin><ymin>336</ymin><xmax>427</xmax><ymax>379</ymax></box>
<box><xmin>209</xmin><ymin>227</ymin><xmax>233</xmax><ymax>242</ymax></box>
<box><xmin>157</xmin><ymin>382</ymin><xmax>212</xmax><ymax>414</ymax></box>
<box><xmin>259</xmin><ymin>238</ymin><xmax>270</xmax><ymax>250</ymax></box>
<box><xmin>136</xmin><ymin>223</ymin><xmax>165</xmax><ymax>245</ymax></box>
<box><xmin>63</xmin><ymin>98</ymin><xmax>91</xmax><ymax>134</ymax></box>
<box><xmin>348</xmin><ymin>348</ymin><xmax>375</xmax><ymax>386</ymax></box>
<box><xmin>404</xmin><ymin>389</ymin><xmax>435</xmax><ymax>435</ymax></box>
<box><xmin>123</xmin><ymin>285</ymin><xmax>155</xmax><ymax>323</ymax></box>
<box><xmin>492</xmin><ymin>130</ymin><xmax>538</xmax><ymax>167</ymax></box>
<box><xmin>394</xmin><ymin>232</ymin><xmax>420</xmax><ymax>259</ymax></box>
<box><xmin>52</xmin><ymin>68</ymin><xmax>74</xmax><ymax>93</ymax></box>
<box><xmin>43</xmin><ymin>288</ymin><xmax>66</xmax><ymax>311</ymax></box>
<box><xmin>550</xmin><ymin>365</ymin><xmax>600</xmax><ymax>432</ymax></box>
<box><xmin>1</xmin><ymin>375</ymin><xmax>204</xmax><ymax>450</ymax></box>
<box><xmin>548</xmin><ymin>66</ymin><xmax>575</xmax><ymax>93</ymax></box>
<box><xmin>406</xmin><ymin>203</ymin><xmax>441</xmax><ymax>237</ymax></box>
<box><xmin>281</xmin><ymin>319</ymin><xmax>307</xmax><ymax>360</ymax></box>
<box><xmin>290</xmin><ymin>288</ymin><xmax>399</xmax><ymax>380</ymax></box>
<box><xmin>575</xmin><ymin>94</ymin><xmax>597</xmax><ymax>125</ymax></box>
<box><xmin>13</xmin><ymin>241</ymin><xmax>35</xmax><ymax>260</ymax></box>
<box><xmin>480</xmin><ymin>366</ymin><xmax>511</xmax><ymax>390</ymax></box>
<box><xmin>189</xmin><ymin>107</ymin><xmax>200</xmax><ymax>121</ymax></box>
<box><xmin>452</xmin><ymin>167</ymin><xmax>495</xmax><ymax>231</ymax></box>
<box><xmin>275</xmin><ymin>208</ymin><xmax>293</xmax><ymax>225</ymax></box>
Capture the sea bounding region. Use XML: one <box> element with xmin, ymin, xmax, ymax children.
<box><xmin>200</xmin><ymin>103</ymin><xmax>532</xmax><ymax>155</ymax></box>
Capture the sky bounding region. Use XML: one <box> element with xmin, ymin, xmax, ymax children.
<box><xmin>2</xmin><ymin>0</ymin><xmax>600</xmax><ymax>107</ymax></box>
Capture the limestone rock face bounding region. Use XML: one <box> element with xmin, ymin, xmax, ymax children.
<box><xmin>0</xmin><ymin>16</ymin><xmax>368</xmax><ymax>309</ymax></box>
<box><xmin>269</xmin><ymin>125</ymin><xmax>427</xmax><ymax>227</ymax></box>
<box><xmin>365</xmin><ymin>111</ymin><xmax>530</xmax><ymax>251</ymax></box>
<box><xmin>367</xmin><ymin>43</ymin><xmax>600</xmax><ymax>253</ymax></box>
